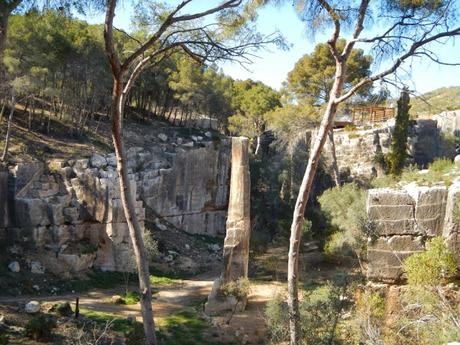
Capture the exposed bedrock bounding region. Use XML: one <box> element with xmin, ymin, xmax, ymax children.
<box><xmin>2</xmin><ymin>139</ymin><xmax>231</xmax><ymax>273</ymax></box>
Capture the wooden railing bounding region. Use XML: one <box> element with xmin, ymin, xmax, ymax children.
<box><xmin>351</xmin><ymin>106</ymin><xmax>395</xmax><ymax>125</ymax></box>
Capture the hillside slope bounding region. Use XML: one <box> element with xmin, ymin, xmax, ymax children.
<box><xmin>411</xmin><ymin>86</ymin><xmax>460</xmax><ymax>116</ymax></box>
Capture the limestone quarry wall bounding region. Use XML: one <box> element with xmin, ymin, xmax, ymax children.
<box><xmin>366</xmin><ymin>182</ymin><xmax>460</xmax><ymax>283</ymax></box>
<box><xmin>322</xmin><ymin>110</ymin><xmax>460</xmax><ymax>178</ymax></box>
<box><xmin>1</xmin><ymin>139</ymin><xmax>230</xmax><ymax>273</ymax></box>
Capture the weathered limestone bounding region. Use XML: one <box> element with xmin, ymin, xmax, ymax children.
<box><xmin>4</xmin><ymin>138</ymin><xmax>231</xmax><ymax>274</ymax></box>
<box><xmin>205</xmin><ymin>137</ymin><xmax>251</xmax><ymax>314</ymax></box>
<box><xmin>321</xmin><ymin>110</ymin><xmax>460</xmax><ymax>178</ymax></box>
<box><xmin>367</xmin><ymin>184</ymin><xmax>452</xmax><ymax>283</ymax></box>
<box><xmin>442</xmin><ymin>181</ymin><xmax>460</xmax><ymax>268</ymax></box>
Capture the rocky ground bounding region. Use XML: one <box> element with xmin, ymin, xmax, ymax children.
<box><xmin>0</xmin><ymin>244</ymin><xmax>359</xmax><ymax>345</ymax></box>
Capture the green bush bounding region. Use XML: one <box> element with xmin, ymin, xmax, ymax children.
<box><xmin>265</xmin><ymin>284</ymin><xmax>346</xmax><ymax>345</ymax></box>
<box><xmin>345</xmin><ymin>290</ymin><xmax>386</xmax><ymax>345</ymax></box>
<box><xmin>220</xmin><ymin>277</ymin><xmax>250</xmax><ymax>303</ymax></box>
<box><xmin>51</xmin><ymin>302</ymin><xmax>73</xmax><ymax>316</ymax></box>
<box><xmin>25</xmin><ymin>314</ymin><xmax>57</xmax><ymax>341</ymax></box>
<box><xmin>403</xmin><ymin>237</ymin><xmax>457</xmax><ymax>286</ymax></box>
<box><xmin>120</xmin><ymin>291</ymin><xmax>140</xmax><ymax>305</ymax></box>
<box><xmin>428</xmin><ymin>157</ymin><xmax>455</xmax><ymax>173</ymax></box>
<box><xmin>396</xmin><ymin>285</ymin><xmax>460</xmax><ymax>344</ymax></box>
<box><xmin>319</xmin><ymin>183</ymin><xmax>369</xmax><ymax>262</ymax></box>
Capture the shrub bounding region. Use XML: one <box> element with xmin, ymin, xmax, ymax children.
<box><xmin>25</xmin><ymin>314</ymin><xmax>57</xmax><ymax>341</ymax></box>
<box><xmin>220</xmin><ymin>277</ymin><xmax>250</xmax><ymax>303</ymax></box>
<box><xmin>51</xmin><ymin>302</ymin><xmax>73</xmax><ymax>316</ymax></box>
<box><xmin>428</xmin><ymin>157</ymin><xmax>455</xmax><ymax>173</ymax></box>
<box><xmin>265</xmin><ymin>293</ymin><xmax>290</xmax><ymax>343</ymax></box>
<box><xmin>352</xmin><ymin>290</ymin><xmax>386</xmax><ymax>344</ymax></box>
<box><xmin>403</xmin><ymin>237</ymin><xmax>457</xmax><ymax>286</ymax></box>
<box><xmin>265</xmin><ymin>284</ymin><xmax>346</xmax><ymax>345</ymax></box>
<box><xmin>125</xmin><ymin>322</ymin><xmax>145</xmax><ymax>345</ymax></box>
<box><xmin>319</xmin><ymin>183</ymin><xmax>369</xmax><ymax>264</ymax></box>
<box><xmin>120</xmin><ymin>291</ymin><xmax>140</xmax><ymax>305</ymax></box>
<box><xmin>395</xmin><ymin>284</ymin><xmax>460</xmax><ymax>344</ymax></box>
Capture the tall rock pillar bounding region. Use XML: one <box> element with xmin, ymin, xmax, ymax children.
<box><xmin>205</xmin><ymin>137</ymin><xmax>251</xmax><ymax>314</ymax></box>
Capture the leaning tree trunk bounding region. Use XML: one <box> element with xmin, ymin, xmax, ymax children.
<box><xmin>111</xmin><ymin>78</ymin><xmax>157</xmax><ymax>345</ymax></box>
<box><xmin>1</xmin><ymin>93</ymin><xmax>15</xmax><ymax>162</ymax></box>
<box><xmin>328</xmin><ymin>130</ymin><xmax>341</xmax><ymax>187</ymax></box>
<box><xmin>254</xmin><ymin>135</ymin><xmax>261</xmax><ymax>155</ymax></box>
<box><xmin>287</xmin><ymin>62</ymin><xmax>345</xmax><ymax>345</ymax></box>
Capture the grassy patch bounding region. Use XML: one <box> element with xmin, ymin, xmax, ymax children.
<box><xmin>120</xmin><ymin>291</ymin><xmax>140</xmax><ymax>305</ymax></box>
<box><xmin>79</xmin><ymin>308</ymin><xmax>135</xmax><ymax>333</ymax></box>
<box><xmin>150</xmin><ymin>275</ymin><xmax>178</xmax><ymax>286</ymax></box>
<box><xmin>157</xmin><ymin>309</ymin><xmax>233</xmax><ymax>345</ymax></box>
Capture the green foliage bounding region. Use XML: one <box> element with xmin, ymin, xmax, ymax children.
<box><xmin>319</xmin><ymin>183</ymin><xmax>370</xmax><ymax>259</ymax></box>
<box><xmin>264</xmin><ymin>103</ymin><xmax>318</xmax><ymax>140</ymax></box>
<box><xmin>287</xmin><ymin>39</ymin><xmax>372</xmax><ymax>104</ymax></box>
<box><xmin>79</xmin><ymin>308</ymin><xmax>137</xmax><ymax>333</ymax></box>
<box><xmin>51</xmin><ymin>302</ymin><xmax>73</xmax><ymax>317</ymax></box>
<box><xmin>403</xmin><ymin>237</ymin><xmax>457</xmax><ymax>286</ymax></box>
<box><xmin>388</xmin><ymin>90</ymin><xmax>411</xmax><ymax>176</ymax></box>
<box><xmin>265</xmin><ymin>284</ymin><xmax>349</xmax><ymax>345</ymax></box>
<box><xmin>228</xmin><ymin>80</ymin><xmax>281</xmax><ymax>138</ymax></box>
<box><xmin>149</xmin><ymin>275</ymin><xmax>177</xmax><ymax>286</ymax></box>
<box><xmin>265</xmin><ymin>293</ymin><xmax>290</xmax><ymax>342</ymax></box>
<box><xmin>157</xmin><ymin>309</ymin><xmax>232</xmax><ymax>345</ymax></box>
<box><xmin>25</xmin><ymin>314</ymin><xmax>57</xmax><ymax>341</ymax></box>
<box><xmin>120</xmin><ymin>291</ymin><xmax>141</xmax><ymax>305</ymax></box>
<box><xmin>428</xmin><ymin>157</ymin><xmax>454</xmax><ymax>173</ymax></box>
<box><xmin>349</xmin><ymin>291</ymin><xmax>386</xmax><ymax>345</ymax></box>
<box><xmin>393</xmin><ymin>286</ymin><xmax>460</xmax><ymax>345</ymax></box>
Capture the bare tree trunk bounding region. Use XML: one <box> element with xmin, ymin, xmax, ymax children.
<box><xmin>328</xmin><ymin>130</ymin><xmax>341</xmax><ymax>187</ymax></box>
<box><xmin>104</xmin><ymin>2</ymin><xmax>157</xmax><ymax>344</ymax></box>
<box><xmin>254</xmin><ymin>135</ymin><xmax>261</xmax><ymax>155</ymax></box>
<box><xmin>1</xmin><ymin>93</ymin><xmax>15</xmax><ymax>162</ymax></box>
<box><xmin>111</xmin><ymin>78</ymin><xmax>157</xmax><ymax>345</ymax></box>
<box><xmin>287</xmin><ymin>62</ymin><xmax>344</xmax><ymax>345</ymax></box>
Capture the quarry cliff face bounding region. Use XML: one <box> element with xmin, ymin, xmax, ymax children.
<box><xmin>0</xmin><ymin>137</ymin><xmax>231</xmax><ymax>273</ymax></box>
<box><xmin>320</xmin><ymin>110</ymin><xmax>460</xmax><ymax>179</ymax></box>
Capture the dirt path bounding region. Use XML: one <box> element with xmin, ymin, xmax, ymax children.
<box><xmin>0</xmin><ymin>270</ymin><xmax>282</xmax><ymax>344</ymax></box>
<box><xmin>0</xmin><ymin>272</ymin><xmax>216</xmax><ymax>319</ymax></box>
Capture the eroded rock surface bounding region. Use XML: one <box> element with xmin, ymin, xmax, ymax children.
<box><xmin>2</xmin><ymin>138</ymin><xmax>231</xmax><ymax>273</ymax></box>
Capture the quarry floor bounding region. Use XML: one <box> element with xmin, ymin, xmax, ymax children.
<box><xmin>0</xmin><ymin>247</ymin><xmax>358</xmax><ymax>344</ymax></box>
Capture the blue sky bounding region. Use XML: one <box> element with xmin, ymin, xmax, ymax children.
<box><xmin>84</xmin><ymin>1</ymin><xmax>460</xmax><ymax>95</ymax></box>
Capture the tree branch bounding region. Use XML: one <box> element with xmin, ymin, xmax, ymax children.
<box><xmin>341</xmin><ymin>0</ymin><xmax>369</xmax><ymax>60</ymax></box>
<box><xmin>334</xmin><ymin>25</ymin><xmax>460</xmax><ymax>103</ymax></box>
<box><xmin>318</xmin><ymin>0</ymin><xmax>341</xmax><ymax>61</ymax></box>
<box><xmin>121</xmin><ymin>0</ymin><xmax>242</xmax><ymax>71</ymax></box>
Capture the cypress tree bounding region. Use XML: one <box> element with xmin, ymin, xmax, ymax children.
<box><xmin>389</xmin><ymin>89</ymin><xmax>411</xmax><ymax>175</ymax></box>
